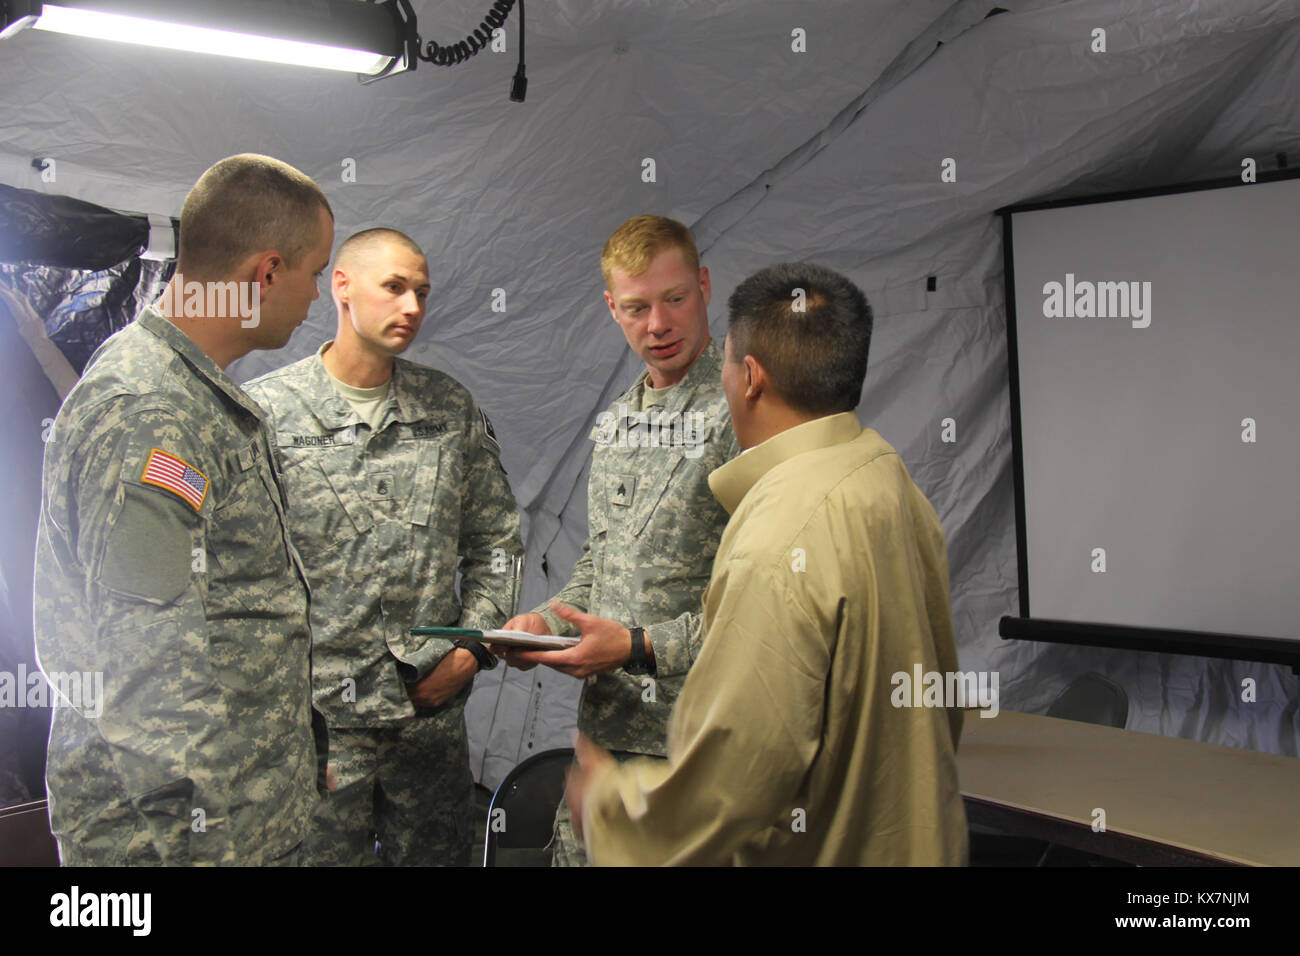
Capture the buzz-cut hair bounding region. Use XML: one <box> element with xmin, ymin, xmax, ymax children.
<box><xmin>179</xmin><ymin>153</ymin><xmax>332</xmax><ymax>278</ymax></box>
<box><xmin>726</xmin><ymin>262</ymin><xmax>873</xmax><ymax>416</ymax></box>
<box><xmin>335</xmin><ymin>227</ymin><xmax>424</xmax><ymax>268</ymax></box>
<box><xmin>600</xmin><ymin>215</ymin><xmax>700</xmax><ymax>289</ymax></box>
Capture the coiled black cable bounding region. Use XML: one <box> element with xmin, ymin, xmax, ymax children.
<box><xmin>417</xmin><ymin>0</ymin><xmax>518</xmax><ymax>66</ymax></box>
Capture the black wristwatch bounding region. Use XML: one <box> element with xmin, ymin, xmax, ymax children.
<box><xmin>455</xmin><ymin>639</ymin><xmax>497</xmax><ymax>671</ymax></box>
<box><xmin>624</xmin><ymin>625</ymin><xmax>652</xmax><ymax>675</ymax></box>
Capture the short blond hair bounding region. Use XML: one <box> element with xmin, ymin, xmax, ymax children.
<box><xmin>600</xmin><ymin>215</ymin><xmax>700</xmax><ymax>288</ymax></box>
<box><xmin>179</xmin><ymin>154</ymin><xmax>332</xmax><ymax>278</ymax></box>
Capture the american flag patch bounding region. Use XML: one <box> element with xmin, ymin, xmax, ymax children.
<box><xmin>141</xmin><ymin>448</ymin><xmax>208</xmax><ymax>511</ymax></box>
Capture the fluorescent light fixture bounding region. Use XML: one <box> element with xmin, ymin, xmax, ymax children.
<box><xmin>32</xmin><ymin>5</ymin><xmax>390</xmax><ymax>73</ymax></box>
<box><xmin>1</xmin><ymin>0</ymin><xmax>405</xmax><ymax>76</ymax></box>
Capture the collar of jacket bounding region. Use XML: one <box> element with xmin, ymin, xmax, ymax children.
<box><xmin>136</xmin><ymin>306</ymin><xmax>267</xmax><ymax>422</ymax></box>
<box><xmin>708</xmin><ymin>411</ymin><xmax>865</xmax><ymax>515</ymax></box>
<box><xmin>304</xmin><ymin>341</ymin><xmax>437</xmax><ymax>432</ymax></box>
<box><xmin>623</xmin><ymin>338</ymin><xmax>724</xmax><ymax>416</ymax></box>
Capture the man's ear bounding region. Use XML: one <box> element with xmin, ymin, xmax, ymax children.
<box><xmin>604</xmin><ymin>289</ymin><xmax>617</xmax><ymax>320</ymax></box>
<box><xmin>698</xmin><ymin>265</ymin><xmax>712</xmax><ymax>307</ymax></box>
<box><xmin>743</xmin><ymin>353</ymin><xmax>765</xmax><ymax>402</ymax></box>
<box><xmin>247</xmin><ymin>252</ymin><xmax>280</xmax><ymax>303</ymax></box>
<box><xmin>332</xmin><ymin>267</ymin><xmax>350</xmax><ymax>305</ymax></box>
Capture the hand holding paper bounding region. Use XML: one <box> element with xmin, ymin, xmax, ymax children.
<box><xmin>499</xmin><ymin>601</ymin><xmax>639</xmax><ymax>679</ymax></box>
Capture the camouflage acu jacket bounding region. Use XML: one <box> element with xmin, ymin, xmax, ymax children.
<box><xmin>537</xmin><ymin>340</ymin><xmax>739</xmax><ymax>755</ymax></box>
<box><xmin>245</xmin><ymin>347</ymin><xmax>522</xmax><ymax>729</ymax></box>
<box><xmin>34</xmin><ymin>307</ymin><xmax>325</xmax><ymax>866</ymax></box>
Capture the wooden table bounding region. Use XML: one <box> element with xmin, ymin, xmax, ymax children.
<box><xmin>958</xmin><ymin>710</ymin><xmax>1300</xmax><ymax>866</ymax></box>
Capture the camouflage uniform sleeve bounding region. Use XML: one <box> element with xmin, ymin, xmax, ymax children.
<box><xmin>454</xmin><ymin>405</ymin><xmax>523</xmax><ymax>634</ymax></box>
<box><xmin>643</xmin><ymin>610</ymin><xmax>704</xmax><ymax>679</ymax></box>
<box><xmin>533</xmin><ymin>523</ymin><xmax>595</xmax><ymax>638</ymax></box>
<box><xmin>56</xmin><ymin>405</ymin><xmax>238</xmax><ymax>865</ymax></box>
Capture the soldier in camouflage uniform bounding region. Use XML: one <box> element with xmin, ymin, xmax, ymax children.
<box><xmin>33</xmin><ymin>155</ymin><xmax>333</xmax><ymax>865</ymax></box>
<box><xmin>245</xmin><ymin>228</ymin><xmax>521</xmax><ymax>866</ymax></box>
<box><xmin>501</xmin><ymin>216</ymin><xmax>739</xmax><ymax>865</ymax></box>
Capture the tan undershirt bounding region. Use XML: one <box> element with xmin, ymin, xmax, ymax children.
<box><xmin>641</xmin><ymin>381</ymin><xmax>675</xmax><ymax>411</ymax></box>
<box><xmin>324</xmin><ymin>363</ymin><xmax>391</xmax><ymax>431</ymax></box>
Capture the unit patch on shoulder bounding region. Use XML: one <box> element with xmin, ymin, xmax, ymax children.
<box><xmin>140</xmin><ymin>448</ymin><xmax>209</xmax><ymax>511</ymax></box>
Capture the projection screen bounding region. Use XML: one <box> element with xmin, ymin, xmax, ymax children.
<box><xmin>1003</xmin><ymin>172</ymin><xmax>1300</xmax><ymax>652</ymax></box>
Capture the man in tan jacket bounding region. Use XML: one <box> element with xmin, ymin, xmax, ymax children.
<box><xmin>565</xmin><ymin>261</ymin><xmax>968</xmax><ymax>865</ymax></box>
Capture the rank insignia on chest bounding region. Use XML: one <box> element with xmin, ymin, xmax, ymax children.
<box><xmin>610</xmin><ymin>474</ymin><xmax>636</xmax><ymax>507</ymax></box>
<box><xmin>369</xmin><ymin>471</ymin><xmax>396</xmax><ymax>500</ymax></box>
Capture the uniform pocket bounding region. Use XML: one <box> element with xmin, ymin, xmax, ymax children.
<box><xmin>277</xmin><ymin>448</ymin><xmax>373</xmax><ymax>554</ymax></box>
<box><xmin>406</xmin><ymin>443</ymin><xmax>443</xmax><ymax>527</ymax></box>
<box><xmin>94</xmin><ymin>483</ymin><xmax>199</xmax><ymax>605</ymax></box>
<box><xmin>204</xmin><ymin>444</ymin><xmax>301</xmax><ymax>615</ymax></box>
<box><xmin>632</xmin><ymin>453</ymin><xmax>687</xmax><ymax>537</ymax></box>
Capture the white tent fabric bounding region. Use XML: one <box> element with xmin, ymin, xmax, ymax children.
<box><xmin>2</xmin><ymin>0</ymin><xmax>1297</xmax><ymax>790</ymax></box>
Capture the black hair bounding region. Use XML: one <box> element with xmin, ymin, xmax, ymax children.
<box><xmin>726</xmin><ymin>262</ymin><xmax>872</xmax><ymax>414</ymax></box>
